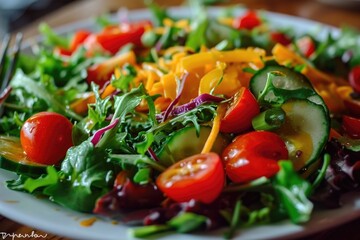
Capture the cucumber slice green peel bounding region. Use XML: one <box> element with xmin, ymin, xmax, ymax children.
<box><xmin>275</xmin><ymin>99</ymin><xmax>330</xmax><ymax>170</ymax></box>
<box><xmin>157</xmin><ymin>126</ymin><xmax>229</xmax><ymax>167</ymax></box>
<box><xmin>0</xmin><ymin>135</ymin><xmax>47</xmax><ymax>177</ymax></box>
<box><xmin>256</xmin><ymin>71</ymin><xmax>317</xmax><ymax>107</ymax></box>
<box><xmin>249</xmin><ymin>65</ymin><xmax>330</xmax><ymax>170</ymax></box>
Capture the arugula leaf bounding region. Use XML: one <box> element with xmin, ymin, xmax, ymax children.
<box><xmin>273</xmin><ymin>161</ymin><xmax>313</xmax><ymax>223</ymax></box>
<box><xmin>97</xmin><ymin>85</ymin><xmax>147</xmax><ymax>149</ymax></box>
<box><xmin>135</xmin><ymin>132</ymin><xmax>154</xmax><ymax>155</ymax></box>
<box><xmin>10</xmin><ymin>70</ymin><xmax>82</xmax><ymax>121</ymax></box>
<box><xmin>111</xmin><ymin>64</ymin><xmax>137</xmax><ymax>92</ymax></box>
<box><xmin>133</xmin><ymin>167</ymin><xmax>151</xmax><ymax>184</ymax></box>
<box><xmin>22</xmin><ymin>167</ymin><xmax>58</xmax><ymax>193</ymax></box>
<box><xmin>87</xmin><ymin>83</ymin><xmax>111</xmax><ymax>127</ymax></box>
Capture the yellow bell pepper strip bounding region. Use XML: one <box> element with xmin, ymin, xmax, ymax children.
<box><xmin>214</xmin><ymin>64</ymin><xmax>244</xmax><ymax>96</ymax></box>
<box><xmin>198</xmin><ymin>62</ymin><xmax>226</xmax><ymax>95</ymax></box>
<box><xmin>86</xmin><ymin>50</ymin><xmax>136</xmax><ymax>88</ymax></box>
<box><xmin>161</xmin><ymin>73</ymin><xmax>177</xmax><ymax>100</ymax></box>
<box><xmin>201</xmin><ymin>104</ymin><xmax>226</xmax><ymax>154</ymax></box>
<box><xmin>178</xmin><ymin>48</ymin><xmax>265</xmax><ymax>74</ymax></box>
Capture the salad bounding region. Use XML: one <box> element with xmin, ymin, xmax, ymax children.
<box><xmin>1</xmin><ymin>2</ymin><xmax>360</xmax><ymax>239</ymax></box>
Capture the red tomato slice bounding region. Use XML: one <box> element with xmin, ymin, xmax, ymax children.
<box><xmin>222</xmin><ymin>131</ymin><xmax>288</xmax><ymax>183</ymax></box>
<box><xmin>54</xmin><ymin>46</ymin><xmax>73</xmax><ymax>56</ymax></box>
<box><xmin>342</xmin><ymin>115</ymin><xmax>360</xmax><ymax>139</ymax></box>
<box><xmin>271</xmin><ymin>32</ymin><xmax>292</xmax><ymax>46</ymax></box>
<box><xmin>20</xmin><ymin>112</ymin><xmax>73</xmax><ymax>165</ymax></box>
<box><xmin>69</xmin><ymin>30</ymin><xmax>92</xmax><ymax>52</ymax></box>
<box><xmin>53</xmin><ymin>30</ymin><xmax>91</xmax><ymax>56</ymax></box>
<box><xmin>220</xmin><ymin>87</ymin><xmax>260</xmax><ymax>134</ymax></box>
<box><xmin>156</xmin><ymin>153</ymin><xmax>225</xmax><ymax>204</ymax></box>
<box><xmin>349</xmin><ymin>66</ymin><xmax>360</xmax><ymax>93</ymax></box>
<box><xmin>344</xmin><ymin>99</ymin><xmax>360</xmax><ymax>117</ymax></box>
<box><xmin>233</xmin><ymin>11</ymin><xmax>262</xmax><ymax>30</ymax></box>
<box><xmin>296</xmin><ymin>36</ymin><xmax>316</xmax><ymax>58</ymax></box>
<box><xmin>87</xmin><ymin>20</ymin><xmax>151</xmax><ymax>55</ymax></box>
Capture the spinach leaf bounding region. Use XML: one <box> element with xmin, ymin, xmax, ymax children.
<box><xmin>44</xmin><ymin>140</ymin><xmax>118</xmax><ymax>212</ymax></box>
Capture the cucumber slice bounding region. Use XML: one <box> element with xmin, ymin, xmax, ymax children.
<box><xmin>250</xmin><ymin>65</ymin><xmax>329</xmax><ymax>113</ymax></box>
<box><xmin>250</xmin><ymin>65</ymin><xmax>313</xmax><ymax>99</ymax></box>
<box><xmin>158</xmin><ymin>126</ymin><xmax>229</xmax><ymax>167</ymax></box>
<box><xmin>274</xmin><ymin>99</ymin><xmax>330</xmax><ymax>170</ymax></box>
<box><xmin>0</xmin><ymin>136</ymin><xmax>47</xmax><ymax>177</ymax></box>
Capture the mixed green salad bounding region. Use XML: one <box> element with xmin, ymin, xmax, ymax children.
<box><xmin>1</xmin><ymin>2</ymin><xmax>360</xmax><ymax>239</ymax></box>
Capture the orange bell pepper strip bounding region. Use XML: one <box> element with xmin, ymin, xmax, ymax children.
<box><xmin>86</xmin><ymin>50</ymin><xmax>136</xmax><ymax>88</ymax></box>
<box><xmin>70</xmin><ymin>84</ymin><xmax>116</xmax><ymax>115</ymax></box>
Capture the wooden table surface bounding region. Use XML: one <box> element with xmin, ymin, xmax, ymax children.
<box><xmin>1</xmin><ymin>0</ymin><xmax>360</xmax><ymax>239</ymax></box>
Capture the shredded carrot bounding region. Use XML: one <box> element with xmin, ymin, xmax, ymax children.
<box><xmin>201</xmin><ymin>104</ymin><xmax>226</xmax><ymax>154</ymax></box>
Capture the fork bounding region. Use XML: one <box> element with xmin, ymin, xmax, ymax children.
<box><xmin>0</xmin><ymin>32</ymin><xmax>23</xmax><ymax>117</ymax></box>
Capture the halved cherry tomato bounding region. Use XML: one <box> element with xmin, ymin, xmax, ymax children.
<box><xmin>349</xmin><ymin>65</ymin><xmax>360</xmax><ymax>93</ymax></box>
<box><xmin>20</xmin><ymin>112</ymin><xmax>73</xmax><ymax>165</ymax></box>
<box><xmin>271</xmin><ymin>32</ymin><xmax>292</xmax><ymax>46</ymax></box>
<box><xmin>156</xmin><ymin>152</ymin><xmax>225</xmax><ymax>204</ymax></box>
<box><xmin>296</xmin><ymin>36</ymin><xmax>316</xmax><ymax>58</ymax></box>
<box><xmin>342</xmin><ymin>115</ymin><xmax>360</xmax><ymax>139</ymax></box>
<box><xmin>233</xmin><ymin>11</ymin><xmax>262</xmax><ymax>30</ymax></box>
<box><xmin>220</xmin><ymin>87</ymin><xmax>260</xmax><ymax>134</ymax></box>
<box><xmin>84</xmin><ymin>20</ymin><xmax>151</xmax><ymax>56</ymax></box>
<box><xmin>222</xmin><ymin>131</ymin><xmax>288</xmax><ymax>183</ymax></box>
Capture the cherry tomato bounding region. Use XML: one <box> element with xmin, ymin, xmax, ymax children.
<box><xmin>222</xmin><ymin>131</ymin><xmax>288</xmax><ymax>183</ymax></box>
<box><xmin>233</xmin><ymin>11</ymin><xmax>262</xmax><ymax>30</ymax></box>
<box><xmin>69</xmin><ymin>30</ymin><xmax>92</xmax><ymax>52</ymax></box>
<box><xmin>271</xmin><ymin>32</ymin><xmax>292</xmax><ymax>46</ymax></box>
<box><xmin>344</xmin><ymin>99</ymin><xmax>360</xmax><ymax>117</ymax></box>
<box><xmin>349</xmin><ymin>66</ymin><xmax>360</xmax><ymax>93</ymax></box>
<box><xmin>54</xmin><ymin>30</ymin><xmax>92</xmax><ymax>56</ymax></box>
<box><xmin>296</xmin><ymin>36</ymin><xmax>316</xmax><ymax>58</ymax></box>
<box><xmin>156</xmin><ymin>153</ymin><xmax>225</xmax><ymax>204</ymax></box>
<box><xmin>342</xmin><ymin>115</ymin><xmax>360</xmax><ymax>139</ymax></box>
<box><xmin>85</xmin><ymin>20</ymin><xmax>151</xmax><ymax>55</ymax></box>
<box><xmin>20</xmin><ymin>112</ymin><xmax>73</xmax><ymax>165</ymax></box>
<box><xmin>220</xmin><ymin>87</ymin><xmax>260</xmax><ymax>134</ymax></box>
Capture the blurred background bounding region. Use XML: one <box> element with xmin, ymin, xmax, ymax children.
<box><xmin>0</xmin><ymin>0</ymin><xmax>75</xmax><ymax>36</ymax></box>
<box><xmin>0</xmin><ymin>0</ymin><xmax>359</xmax><ymax>40</ymax></box>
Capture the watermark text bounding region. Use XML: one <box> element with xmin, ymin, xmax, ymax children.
<box><xmin>0</xmin><ymin>231</ymin><xmax>47</xmax><ymax>240</ymax></box>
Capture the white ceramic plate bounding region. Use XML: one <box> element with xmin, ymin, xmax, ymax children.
<box><xmin>1</xmin><ymin>6</ymin><xmax>358</xmax><ymax>240</ymax></box>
